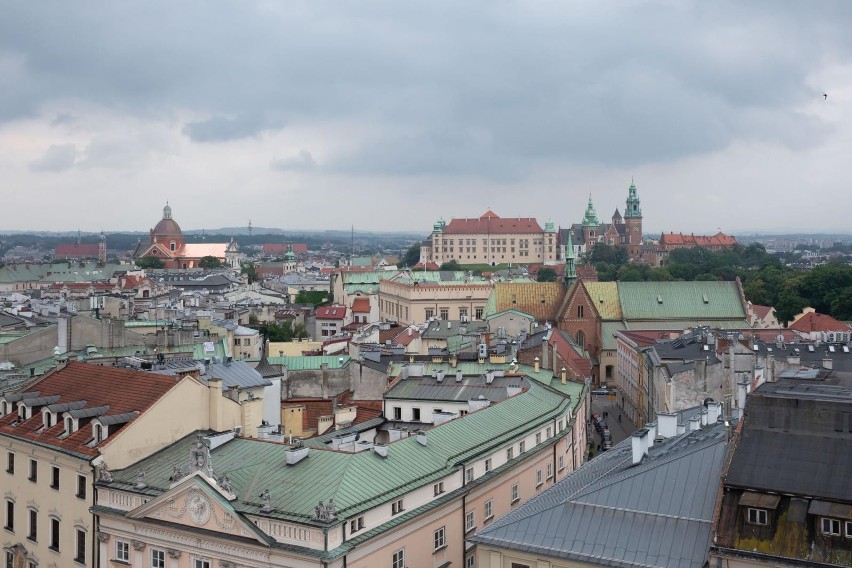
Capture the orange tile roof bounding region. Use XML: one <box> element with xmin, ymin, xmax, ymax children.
<box><xmin>443</xmin><ymin>211</ymin><xmax>544</xmax><ymax>235</ymax></box>
<box><xmin>0</xmin><ymin>362</ymin><xmax>179</xmax><ymax>457</ymax></box>
<box><xmin>316</xmin><ymin>306</ymin><xmax>347</xmax><ymax>320</ymax></box>
<box><xmin>750</xmin><ymin>304</ymin><xmax>774</xmax><ymax>320</ymax></box>
<box><xmin>659</xmin><ymin>231</ymin><xmax>737</xmax><ymax>247</ymax></box>
<box><xmin>492</xmin><ymin>282</ymin><xmax>565</xmax><ymax>320</ymax></box>
<box><xmin>789</xmin><ymin>312</ymin><xmax>851</xmax><ymax>333</ymax></box>
<box><xmin>351</xmin><ymin>298</ymin><xmax>371</xmax><ymax>313</ymax></box>
<box><xmin>54</xmin><ymin>243</ymin><xmax>100</xmax><ymax>258</ymax></box>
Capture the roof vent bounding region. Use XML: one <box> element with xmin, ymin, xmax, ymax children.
<box><xmin>373</xmin><ymin>444</ymin><xmax>389</xmax><ymax>458</ymax></box>
<box><xmin>657</xmin><ymin>295</ymin><xmax>663</xmax><ymax>304</ymax></box>
<box><xmin>285</xmin><ymin>444</ymin><xmax>310</xmax><ymax>465</ymax></box>
<box><xmin>416</xmin><ymin>432</ymin><xmax>428</xmax><ymax>446</ymax></box>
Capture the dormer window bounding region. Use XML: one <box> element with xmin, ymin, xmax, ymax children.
<box><xmin>42</xmin><ymin>410</ymin><xmax>54</xmax><ymax>429</ymax></box>
<box><xmin>747</xmin><ymin>508</ymin><xmax>768</xmax><ymax>525</ymax></box>
<box><xmin>65</xmin><ymin>416</ymin><xmax>75</xmax><ymax>436</ymax></box>
<box><xmin>0</xmin><ymin>401</ymin><xmax>7</xmax><ymax>417</ymax></box>
<box><xmin>93</xmin><ymin>423</ymin><xmax>105</xmax><ymax>444</ymax></box>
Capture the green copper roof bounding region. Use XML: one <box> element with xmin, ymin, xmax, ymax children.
<box><xmin>618</xmin><ymin>281</ymin><xmax>747</xmax><ymax>320</ymax></box>
<box><xmin>582</xmin><ymin>195</ymin><xmax>599</xmax><ymax>226</ymax></box>
<box><xmin>266</xmin><ymin>355</ymin><xmax>350</xmax><ymax>370</ymax></box>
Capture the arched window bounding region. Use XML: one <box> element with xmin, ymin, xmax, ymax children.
<box><xmin>94</xmin><ymin>424</ymin><xmax>104</xmax><ymax>444</ymax></box>
<box><xmin>577</xmin><ymin>305</ymin><xmax>584</xmax><ymax>318</ymax></box>
<box><xmin>577</xmin><ymin>331</ymin><xmax>586</xmax><ymax>349</ymax></box>
<box><xmin>65</xmin><ymin>417</ymin><xmax>74</xmax><ymax>435</ymax></box>
<box><xmin>170</xmin><ymin>241</ymin><xmax>176</xmax><ymax>251</ymax></box>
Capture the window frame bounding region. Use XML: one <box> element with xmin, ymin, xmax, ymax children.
<box><xmin>49</xmin><ymin>516</ymin><xmax>60</xmax><ymax>551</ymax></box>
<box><xmin>484</xmin><ymin>458</ymin><xmax>491</xmax><ymax>473</ymax></box>
<box><xmin>465</xmin><ymin>510</ymin><xmax>475</xmax><ymax>532</ymax></box>
<box><xmin>392</xmin><ymin>549</ymin><xmax>405</xmax><ymax>568</ymax></box>
<box><xmin>115</xmin><ymin>540</ymin><xmax>130</xmax><ymax>562</ymax></box>
<box><xmin>484</xmin><ymin>499</ymin><xmax>493</xmax><ymax>521</ymax></box>
<box><xmin>433</xmin><ymin>481</ymin><xmax>444</xmax><ymax>496</ymax></box>
<box><xmin>193</xmin><ymin>559</ymin><xmax>212</xmax><ymax>568</ymax></box>
<box><xmin>465</xmin><ymin>467</ymin><xmax>473</xmax><ymax>483</ymax></box>
<box><xmin>151</xmin><ymin>548</ymin><xmax>166</xmax><ymax>568</ymax></box>
<box><xmin>433</xmin><ymin>525</ymin><xmax>446</xmax><ymax>551</ymax></box>
<box><xmin>822</xmin><ymin>517</ymin><xmax>841</xmax><ymax>536</ymax></box>
<box><xmin>349</xmin><ymin>516</ymin><xmax>365</xmax><ymax>534</ymax></box>
<box><xmin>27</xmin><ymin>508</ymin><xmax>37</xmax><ymax>542</ymax></box>
<box><xmin>391</xmin><ymin>498</ymin><xmax>404</xmax><ymax>515</ymax></box>
<box><xmin>50</xmin><ymin>465</ymin><xmax>60</xmax><ymax>490</ymax></box>
<box><xmin>535</xmin><ymin>469</ymin><xmax>543</xmax><ymax>487</ymax></box>
<box><xmin>511</xmin><ymin>483</ymin><xmax>519</xmax><ymax>504</ymax></box>
<box><xmin>746</xmin><ymin>507</ymin><xmax>767</xmax><ymax>526</ymax></box>
<box><xmin>4</xmin><ymin>499</ymin><xmax>13</xmax><ymax>532</ymax></box>
<box><xmin>74</xmin><ymin>527</ymin><xmax>86</xmax><ymax>564</ymax></box>
<box><xmin>28</xmin><ymin>459</ymin><xmax>37</xmax><ymax>483</ymax></box>
<box><xmin>76</xmin><ymin>474</ymin><xmax>87</xmax><ymax>500</ymax></box>
<box><xmin>5</xmin><ymin>452</ymin><xmax>13</xmax><ymax>474</ymax></box>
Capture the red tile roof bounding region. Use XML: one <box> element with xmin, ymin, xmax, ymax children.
<box><xmin>262</xmin><ymin>243</ymin><xmax>308</xmax><ymax>254</ymax></box>
<box><xmin>750</xmin><ymin>304</ymin><xmax>774</xmax><ymax>320</ymax></box>
<box><xmin>575</xmin><ymin>265</ymin><xmax>598</xmax><ymax>281</ymax></box>
<box><xmin>789</xmin><ymin>312</ymin><xmax>851</xmax><ymax>333</ymax></box>
<box><xmin>55</xmin><ymin>243</ymin><xmax>101</xmax><ymax>259</ymax></box>
<box><xmin>351</xmin><ymin>298</ymin><xmax>371</xmax><ymax>313</ymax></box>
<box><xmin>659</xmin><ymin>231</ymin><xmax>737</xmax><ymax>247</ymax></box>
<box><xmin>443</xmin><ymin>211</ymin><xmax>544</xmax><ymax>235</ymax></box>
<box><xmin>0</xmin><ymin>362</ymin><xmax>179</xmax><ymax>457</ymax></box>
<box><xmin>412</xmin><ymin>262</ymin><xmax>440</xmax><ymax>270</ymax></box>
<box><xmin>316</xmin><ymin>306</ymin><xmax>347</xmax><ymax>320</ymax></box>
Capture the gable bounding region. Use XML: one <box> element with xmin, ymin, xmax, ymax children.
<box><xmin>558</xmin><ymin>281</ymin><xmax>601</xmax><ymax>322</ymax></box>
<box><xmin>127</xmin><ymin>474</ymin><xmax>270</xmax><ymax>545</ymax></box>
<box><xmin>137</xmin><ymin>242</ymin><xmax>175</xmax><ymax>259</ymax></box>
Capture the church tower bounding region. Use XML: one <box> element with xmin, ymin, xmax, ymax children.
<box><xmin>581</xmin><ymin>195</ymin><xmax>600</xmax><ymax>251</ymax></box>
<box><xmin>624</xmin><ymin>180</ymin><xmax>643</xmax><ymax>261</ymax></box>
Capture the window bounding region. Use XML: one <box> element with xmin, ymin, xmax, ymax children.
<box><xmin>577</xmin><ymin>305</ymin><xmax>584</xmax><ymax>318</ymax></box>
<box><xmin>546</xmin><ymin>427</ymin><xmax>552</xmax><ymax>438</ymax></box>
<box><xmin>475</xmin><ymin>307</ymin><xmax>484</xmax><ymax>320</ymax></box>
<box><xmin>511</xmin><ymin>483</ymin><xmax>520</xmax><ymax>503</ymax></box>
<box><xmin>746</xmin><ymin>508</ymin><xmax>767</xmax><ymax>525</ymax></box>
<box><xmin>433</xmin><ymin>526</ymin><xmax>446</xmax><ymax>551</ymax></box>
<box><xmin>4</xmin><ymin>499</ymin><xmax>12</xmax><ymax>531</ymax></box>
<box><xmin>76</xmin><ymin>475</ymin><xmax>87</xmax><ymax>500</ymax></box>
<box><xmin>465</xmin><ymin>510</ymin><xmax>475</xmax><ymax>532</ymax></box>
<box><xmin>484</xmin><ymin>499</ymin><xmax>493</xmax><ymax>520</ymax></box>
<box><xmin>27</xmin><ymin>509</ymin><xmax>36</xmax><ymax>541</ymax></box>
<box><xmin>6</xmin><ymin>452</ymin><xmax>13</xmax><ymax>474</ymax></box>
<box><xmin>392</xmin><ymin>407</ymin><xmax>402</xmax><ymax>420</ymax></box>
<box><xmin>465</xmin><ymin>468</ymin><xmax>473</xmax><ymax>483</ymax></box>
<box><xmin>519</xmin><ymin>441</ymin><xmax>525</xmax><ymax>453</ymax></box>
<box><xmin>439</xmin><ymin>308</ymin><xmax>449</xmax><ymax>320</ymax></box>
<box><xmin>433</xmin><ymin>482</ymin><xmax>444</xmax><ymax>496</ymax></box>
<box><xmin>511</xmin><ymin>563</ymin><xmax>532</xmax><ymax>568</ymax></box>
<box><xmin>506</xmin><ymin>447</ymin><xmax>513</xmax><ymax>460</ymax></box>
<box><xmin>75</xmin><ymin>528</ymin><xmax>86</xmax><ymax>563</ymax></box>
<box><xmin>466</xmin><ymin>555</ymin><xmax>476</xmax><ymax>568</ymax></box>
<box><xmin>536</xmin><ymin>469</ymin><xmax>543</xmax><ymax>487</ymax></box>
<box><xmin>577</xmin><ymin>330</ymin><xmax>586</xmax><ymax>348</ymax></box>
<box><xmin>412</xmin><ymin>408</ymin><xmax>421</xmax><ymax>422</ymax></box>
<box><xmin>391</xmin><ymin>498</ymin><xmax>404</xmax><ymax>515</ymax></box>
<box><xmin>535</xmin><ymin>433</ymin><xmax>542</xmax><ymax>445</ymax></box>
<box><xmin>194</xmin><ymin>561</ymin><xmax>211</xmax><ymax>568</ymax></box>
<box><xmin>5</xmin><ymin>552</ymin><xmax>11</xmax><ymax>568</ymax></box>
<box><xmin>547</xmin><ymin>463</ymin><xmax>553</xmax><ymax>479</ymax></box>
<box><xmin>459</xmin><ymin>307</ymin><xmax>468</xmax><ymax>319</ymax></box>
<box><xmin>151</xmin><ymin>549</ymin><xmax>166</xmax><ymax>568</ymax></box>
<box><xmin>846</xmin><ymin>521</ymin><xmax>852</xmax><ymax>538</ymax></box>
<box><xmin>558</xmin><ymin>420</ymin><xmax>564</xmax><ymax>432</ymax></box>
<box><xmin>28</xmin><ymin>459</ymin><xmax>37</xmax><ymax>482</ymax></box>
<box><xmin>558</xmin><ymin>455</ymin><xmax>565</xmax><ymax>471</ymax></box>
<box><xmin>392</xmin><ymin>549</ymin><xmax>405</xmax><ymax>568</ymax></box>
<box><xmin>116</xmin><ymin>540</ymin><xmax>130</xmax><ymax>562</ymax></box>
<box><xmin>822</xmin><ymin>517</ymin><xmax>841</xmax><ymax>536</ymax></box>
<box><xmin>51</xmin><ymin>466</ymin><xmax>60</xmax><ymax>490</ymax></box>
<box><xmin>484</xmin><ymin>458</ymin><xmax>491</xmax><ymax>473</ymax></box>
<box><xmin>349</xmin><ymin>516</ymin><xmax>365</xmax><ymax>533</ymax></box>
<box><xmin>425</xmin><ymin>308</ymin><xmax>434</xmax><ymax>320</ymax></box>
<box><xmin>49</xmin><ymin>517</ymin><xmax>59</xmax><ymax>550</ymax></box>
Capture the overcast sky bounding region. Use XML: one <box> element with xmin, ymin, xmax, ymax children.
<box><xmin>1</xmin><ymin>1</ymin><xmax>851</xmax><ymax>236</ymax></box>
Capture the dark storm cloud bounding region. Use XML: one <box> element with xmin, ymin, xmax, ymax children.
<box><xmin>29</xmin><ymin>144</ymin><xmax>77</xmax><ymax>172</ymax></box>
<box><xmin>2</xmin><ymin>1</ymin><xmax>851</xmax><ymax>176</ymax></box>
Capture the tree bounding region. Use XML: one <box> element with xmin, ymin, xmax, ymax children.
<box><xmin>199</xmin><ymin>255</ymin><xmax>222</xmax><ymax>269</ymax></box>
<box><xmin>403</xmin><ymin>243</ymin><xmax>421</xmax><ymax>267</ymax></box>
<box><xmin>241</xmin><ymin>261</ymin><xmax>258</xmax><ymax>284</ymax></box>
<box><xmin>136</xmin><ymin>256</ymin><xmax>164</xmax><ymax>269</ymax></box>
<box><xmin>537</xmin><ymin>267</ymin><xmax>557</xmax><ymax>282</ymax></box>
<box><xmin>295</xmin><ymin>290</ymin><xmax>330</xmax><ymax>307</ymax></box>
<box><xmin>439</xmin><ymin>260</ymin><xmax>462</xmax><ymax>271</ymax></box>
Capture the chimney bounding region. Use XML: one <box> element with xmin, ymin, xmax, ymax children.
<box><xmin>656</xmin><ymin>413</ymin><xmax>678</xmax><ymax>438</ymax></box>
<box><xmin>823</xmin><ymin>353</ymin><xmax>833</xmax><ymax>370</ymax></box>
<box><xmin>631</xmin><ymin>428</ymin><xmax>650</xmax><ymax>465</ymax></box>
<box><xmin>646</xmin><ymin>422</ymin><xmax>657</xmax><ymax>447</ymax></box>
<box><xmin>449</xmin><ymin>354</ymin><xmax>458</xmax><ymax>368</ymax></box>
<box><xmin>485</xmin><ymin>372</ymin><xmax>494</xmax><ymax>385</ymax></box>
<box><xmin>436</xmin><ymin>370</ymin><xmax>445</xmax><ymax>383</ymax></box>
<box><xmin>560</xmin><ymin>367</ymin><xmax>567</xmax><ymax>384</ymax></box>
<box><xmin>373</xmin><ymin>444</ymin><xmax>388</xmax><ymax>458</ymax></box>
<box><xmin>285</xmin><ymin>445</ymin><xmax>310</xmax><ymax>465</ymax></box>
<box><xmin>534</xmin><ymin>357</ymin><xmax>540</xmax><ymax>373</ymax></box>
<box><xmin>456</xmin><ymin>370</ymin><xmax>463</xmax><ymax>383</ymax></box>
<box><xmin>736</xmin><ymin>380</ymin><xmax>749</xmax><ymax>410</ymax></box>
<box><xmin>689</xmin><ymin>416</ymin><xmax>701</xmax><ymax>432</ymax></box>
<box><xmin>707</xmin><ymin>401</ymin><xmax>721</xmax><ymax>424</ymax></box>
<box><xmin>700</xmin><ymin>409</ymin><xmax>708</xmax><ymax>427</ymax></box>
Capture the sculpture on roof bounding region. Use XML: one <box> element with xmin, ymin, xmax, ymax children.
<box><xmin>135</xmin><ymin>468</ymin><xmax>147</xmax><ymax>489</ymax></box>
<box><xmin>97</xmin><ymin>461</ymin><xmax>113</xmax><ymax>483</ymax></box>
<box><xmin>313</xmin><ymin>499</ymin><xmax>337</xmax><ymax>523</ymax></box>
<box><xmin>190</xmin><ymin>434</ymin><xmax>213</xmax><ymax>478</ymax></box>
<box><xmin>218</xmin><ymin>473</ymin><xmax>233</xmax><ymax>495</ymax></box>
<box><xmin>169</xmin><ymin>464</ymin><xmax>185</xmax><ymax>483</ymax></box>
<box><xmin>259</xmin><ymin>489</ymin><xmax>272</xmax><ymax>513</ymax></box>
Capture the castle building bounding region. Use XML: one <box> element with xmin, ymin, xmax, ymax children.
<box><xmin>420</xmin><ymin>210</ymin><xmax>559</xmax><ymax>266</ymax></box>
<box><xmin>560</xmin><ymin>181</ymin><xmax>644</xmax><ymax>263</ymax></box>
<box><xmin>133</xmin><ymin>204</ymin><xmax>241</xmax><ymax>269</ymax></box>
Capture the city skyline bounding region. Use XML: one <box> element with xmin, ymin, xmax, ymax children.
<box><xmin>1</xmin><ymin>2</ymin><xmax>851</xmax><ymax>234</ymax></box>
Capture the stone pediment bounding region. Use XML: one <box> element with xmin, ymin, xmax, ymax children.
<box><xmin>137</xmin><ymin>242</ymin><xmax>174</xmax><ymax>259</ymax></box>
<box><xmin>126</xmin><ymin>475</ymin><xmax>269</xmax><ymax>546</ymax></box>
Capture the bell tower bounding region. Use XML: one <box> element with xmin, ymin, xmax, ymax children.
<box><xmin>624</xmin><ymin>180</ymin><xmax>643</xmax><ymax>261</ymax></box>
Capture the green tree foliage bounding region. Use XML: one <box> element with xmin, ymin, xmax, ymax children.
<box><xmin>258</xmin><ymin>321</ymin><xmax>310</xmax><ymax>343</ymax></box>
<box><xmin>537</xmin><ymin>267</ymin><xmax>557</xmax><ymax>282</ymax></box>
<box><xmin>295</xmin><ymin>290</ymin><xmax>330</xmax><ymax>306</ymax></box>
<box><xmin>240</xmin><ymin>261</ymin><xmax>258</xmax><ymax>283</ymax></box>
<box><xmin>439</xmin><ymin>260</ymin><xmax>462</xmax><ymax>271</ymax></box>
<box><xmin>198</xmin><ymin>255</ymin><xmax>222</xmax><ymax>268</ymax></box>
<box><xmin>584</xmin><ymin>243</ymin><xmax>629</xmax><ymax>267</ymax></box>
<box><xmin>136</xmin><ymin>256</ymin><xmax>164</xmax><ymax>269</ymax></box>
<box><xmin>403</xmin><ymin>243</ymin><xmax>421</xmax><ymax>267</ymax></box>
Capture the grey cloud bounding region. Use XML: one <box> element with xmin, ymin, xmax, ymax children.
<box><xmin>2</xmin><ymin>1</ymin><xmax>852</xmax><ymax>176</ymax></box>
<box><xmin>271</xmin><ymin>149</ymin><xmax>317</xmax><ymax>171</ymax></box>
<box><xmin>182</xmin><ymin>114</ymin><xmax>285</xmax><ymax>143</ymax></box>
<box><xmin>50</xmin><ymin>113</ymin><xmax>78</xmax><ymax>127</ymax></box>
<box><xmin>29</xmin><ymin>144</ymin><xmax>77</xmax><ymax>172</ymax></box>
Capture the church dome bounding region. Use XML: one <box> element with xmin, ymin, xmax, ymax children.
<box><xmin>152</xmin><ymin>203</ymin><xmax>183</xmax><ymax>238</ymax></box>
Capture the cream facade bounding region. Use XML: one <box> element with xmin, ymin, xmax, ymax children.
<box><xmin>379</xmin><ymin>279</ymin><xmax>492</xmax><ymax>324</ymax></box>
<box><xmin>91</xmin><ymin>361</ymin><xmax>588</xmax><ymax>568</ymax></box>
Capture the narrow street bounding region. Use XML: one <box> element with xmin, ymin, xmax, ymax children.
<box><xmin>589</xmin><ymin>391</ymin><xmax>635</xmax><ymax>454</ymax></box>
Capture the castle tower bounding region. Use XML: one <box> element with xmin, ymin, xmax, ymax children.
<box><xmin>582</xmin><ymin>195</ymin><xmax>600</xmax><ymax>251</ymax></box>
<box><xmin>98</xmin><ymin>232</ymin><xmax>107</xmax><ymax>263</ymax></box>
<box><xmin>624</xmin><ymin>180</ymin><xmax>643</xmax><ymax>261</ymax></box>
<box><xmin>564</xmin><ymin>230</ymin><xmax>576</xmax><ymax>287</ymax></box>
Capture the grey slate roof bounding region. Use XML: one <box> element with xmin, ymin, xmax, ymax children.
<box><xmin>420</xmin><ymin>319</ymin><xmax>487</xmax><ymax>340</ymax></box>
<box><xmin>385</xmin><ymin>374</ymin><xmax>527</xmax><ymax>403</ymax></box>
<box><xmin>470</xmin><ymin>421</ymin><xmax>729</xmax><ymax>568</ymax></box>
<box><xmin>725</xmin><ymin>379</ymin><xmax>852</xmax><ymax>502</ymax></box>
<box><xmin>204</xmin><ymin>361</ymin><xmax>272</xmax><ymax>390</ymax></box>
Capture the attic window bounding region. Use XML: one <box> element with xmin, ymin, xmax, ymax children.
<box><xmin>747</xmin><ymin>508</ymin><xmax>768</xmax><ymax>525</ymax></box>
<box><xmin>657</xmin><ymin>295</ymin><xmax>663</xmax><ymax>304</ymax></box>
<box><xmin>65</xmin><ymin>417</ymin><xmax>75</xmax><ymax>436</ymax></box>
<box><xmin>93</xmin><ymin>423</ymin><xmax>105</xmax><ymax>444</ymax></box>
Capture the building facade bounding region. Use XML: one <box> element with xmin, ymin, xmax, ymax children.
<box><xmin>421</xmin><ymin>211</ymin><xmax>559</xmax><ymax>266</ymax></box>
<box><xmin>379</xmin><ymin>272</ymin><xmax>492</xmax><ymax>324</ymax></box>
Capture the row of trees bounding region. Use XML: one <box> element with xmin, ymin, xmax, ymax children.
<box><xmin>583</xmin><ymin>243</ymin><xmax>852</xmax><ymax>324</ymax></box>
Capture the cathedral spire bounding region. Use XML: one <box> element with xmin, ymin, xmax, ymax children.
<box><xmin>582</xmin><ymin>194</ymin><xmax>599</xmax><ymax>226</ymax></box>
<box><xmin>625</xmin><ymin>181</ymin><xmax>641</xmax><ymax>218</ymax></box>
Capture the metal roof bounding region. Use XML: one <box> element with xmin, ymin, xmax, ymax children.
<box><xmin>204</xmin><ymin>361</ymin><xmax>272</xmax><ymax>390</ymax></box>
<box><xmin>618</xmin><ymin>281</ymin><xmax>747</xmax><ymax>321</ymax></box>
<box><xmin>267</xmin><ymin>355</ymin><xmax>350</xmax><ymax>371</ymax></box>
<box><xmin>470</xmin><ymin>422</ymin><xmax>729</xmax><ymax>568</ymax></box>
<box><xmin>385</xmin><ymin>374</ymin><xmax>527</xmax><ymax>403</ymax></box>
